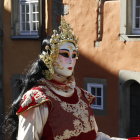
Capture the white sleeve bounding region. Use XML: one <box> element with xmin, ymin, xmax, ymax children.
<box><xmin>17</xmin><ymin>103</ymin><xmax>49</xmax><ymax>140</ymax></box>
<box><xmin>96</xmin><ymin>132</ymin><xmax>128</xmax><ymax>140</ymax></box>
<box><xmin>96</xmin><ymin>132</ymin><xmax>111</xmax><ymax>140</ymax></box>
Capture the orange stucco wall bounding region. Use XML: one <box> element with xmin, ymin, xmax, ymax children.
<box><xmin>63</xmin><ymin>0</ymin><xmax>140</xmax><ymax>137</ymax></box>
<box><xmin>3</xmin><ymin>0</ymin><xmax>41</xmax><ymax>110</ymax></box>
<box><xmin>3</xmin><ymin>0</ymin><xmax>140</xmax><ymax>138</ymax></box>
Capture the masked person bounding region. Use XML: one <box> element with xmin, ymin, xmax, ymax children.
<box><xmin>3</xmin><ymin>18</ymin><xmax>111</xmax><ymax>140</ymax></box>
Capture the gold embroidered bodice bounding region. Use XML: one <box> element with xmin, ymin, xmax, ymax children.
<box><xmin>42</xmin><ymin>86</ymin><xmax>98</xmax><ymax>140</ymax></box>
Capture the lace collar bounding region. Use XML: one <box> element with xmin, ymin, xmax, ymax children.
<box><xmin>38</xmin><ymin>76</ymin><xmax>76</xmax><ymax>97</ymax></box>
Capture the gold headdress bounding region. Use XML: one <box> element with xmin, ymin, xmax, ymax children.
<box><xmin>39</xmin><ymin>18</ymin><xmax>78</xmax><ymax>80</ymax></box>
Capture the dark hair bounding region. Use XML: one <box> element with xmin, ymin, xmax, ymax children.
<box><xmin>2</xmin><ymin>39</ymin><xmax>51</xmax><ymax>139</ymax></box>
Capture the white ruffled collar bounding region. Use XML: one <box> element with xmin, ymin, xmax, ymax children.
<box><xmin>38</xmin><ymin>76</ymin><xmax>76</xmax><ymax>97</ymax></box>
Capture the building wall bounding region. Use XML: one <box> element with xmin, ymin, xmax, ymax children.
<box><xmin>62</xmin><ymin>0</ymin><xmax>140</xmax><ymax>137</ymax></box>
<box><xmin>3</xmin><ymin>0</ymin><xmax>140</xmax><ymax>138</ymax></box>
<box><xmin>3</xmin><ymin>0</ymin><xmax>41</xmax><ymax>110</ymax></box>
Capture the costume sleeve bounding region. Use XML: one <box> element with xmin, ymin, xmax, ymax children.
<box><xmin>17</xmin><ymin>103</ymin><xmax>49</xmax><ymax>140</ymax></box>
<box><xmin>16</xmin><ymin>86</ymin><xmax>52</xmax><ymax>115</ymax></box>
<box><xmin>96</xmin><ymin>132</ymin><xmax>111</xmax><ymax>140</ymax></box>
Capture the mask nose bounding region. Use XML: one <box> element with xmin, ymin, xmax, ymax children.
<box><xmin>68</xmin><ymin>57</ymin><xmax>73</xmax><ymax>64</ymax></box>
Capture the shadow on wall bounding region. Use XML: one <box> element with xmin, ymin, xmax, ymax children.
<box><xmin>75</xmin><ymin>53</ymin><xmax>119</xmax><ymax>137</ymax></box>
<box><xmin>0</xmin><ymin>3</ymin><xmax>40</xmax><ymax>140</ymax></box>
<box><xmin>1</xmin><ymin>1</ymin><xmax>121</xmax><ymax>139</ymax></box>
<box><xmin>0</xmin><ymin>0</ymin><xmax>4</xmax><ymax>140</ymax></box>
<box><xmin>119</xmin><ymin>70</ymin><xmax>140</xmax><ymax>138</ymax></box>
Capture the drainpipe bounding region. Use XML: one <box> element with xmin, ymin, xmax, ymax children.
<box><xmin>94</xmin><ymin>0</ymin><xmax>105</xmax><ymax>47</ymax></box>
<box><xmin>94</xmin><ymin>0</ymin><xmax>118</xmax><ymax>47</ymax></box>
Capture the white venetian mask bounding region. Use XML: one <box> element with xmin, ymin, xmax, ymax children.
<box><xmin>53</xmin><ymin>42</ymin><xmax>78</xmax><ymax>77</ymax></box>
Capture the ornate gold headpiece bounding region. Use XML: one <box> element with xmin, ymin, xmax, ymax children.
<box><xmin>50</xmin><ymin>18</ymin><xmax>78</xmax><ymax>49</ymax></box>
<box><xmin>39</xmin><ymin>18</ymin><xmax>78</xmax><ymax>80</ymax></box>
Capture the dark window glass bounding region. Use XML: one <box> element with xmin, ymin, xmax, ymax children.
<box><xmin>33</xmin><ymin>23</ymin><xmax>36</xmax><ymax>30</ymax></box>
<box><xmin>22</xmin><ymin>14</ymin><xmax>25</xmax><ymax>22</ymax></box>
<box><xmin>26</xmin><ymin>14</ymin><xmax>29</xmax><ymax>22</ymax></box>
<box><xmin>97</xmin><ymin>88</ymin><xmax>101</xmax><ymax>96</ymax></box>
<box><xmin>26</xmin><ymin>4</ymin><xmax>29</xmax><ymax>13</ymax></box>
<box><xmin>22</xmin><ymin>23</ymin><xmax>25</xmax><ymax>30</ymax></box>
<box><xmin>26</xmin><ymin>23</ymin><xmax>30</xmax><ymax>30</ymax></box>
<box><xmin>91</xmin><ymin>87</ymin><xmax>95</xmax><ymax>95</ymax></box>
<box><xmin>22</xmin><ymin>5</ymin><xmax>25</xmax><ymax>13</ymax></box>
<box><xmin>33</xmin><ymin>14</ymin><xmax>36</xmax><ymax>21</ymax></box>
<box><xmin>136</xmin><ymin>0</ymin><xmax>140</xmax><ymax>6</ymax></box>
<box><xmin>135</xmin><ymin>18</ymin><xmax>139</xmax><ymax>28</ymax></box>
<box><xmin>136</xmin><ymin>8</ymin><xmax>140</xmax><ymax>17</ymax></box>
<box><xmin>97</xmin><ymin>97</ymin><xmax>101</xmax><ymax>105</ymax></box>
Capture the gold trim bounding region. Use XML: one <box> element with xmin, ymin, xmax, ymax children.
<box><xmin>16</xmin><ymin>87</ymin><xmax>53</xmax><ymax>115</ymax></box>
<box><xmin>43</xmin><ymin>86</ymin><xmax>98</xmax><ymax>140</ymax></box>
<box><xmin>16</xmin><ymin>99</ymin><xmax>51</xmax><ymax>115</ymax></box>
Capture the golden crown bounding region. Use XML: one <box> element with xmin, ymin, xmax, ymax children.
<box><xmin>50</xmin><ymin>18</ymin><xmax>78</xmax><ymax>49</ymax></box>
<box><xmin>39</xmin><ymin>18</ymin><xmax>78</xmax><ymax>80</ymax></box>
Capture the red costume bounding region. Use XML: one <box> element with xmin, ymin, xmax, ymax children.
<box><xmin>16</xmin><ymin>19</ymin><xmax>111</xmax><ymax>140</ymax></box>
<box><xmin>17</xmin><ymin>79</ymin><xmax>98</xmax><ymax>140</ymax></box>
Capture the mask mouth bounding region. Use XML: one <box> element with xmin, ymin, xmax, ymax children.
<box><xmin>68</xmin><ymin>67</ymin><xmax>73</xmax><ymax>70</ymax></box>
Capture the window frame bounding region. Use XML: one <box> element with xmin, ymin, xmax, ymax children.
<box><xmin>132</xmin><ymin>0</ymin><xmax>140</xmax><ymax>34</ymax></box>
<box><xmin>84</xmin><ymin>77</ymin><xmax>107</xmax><ymax>115</ymax></box>
<box><xmin>120</xmin><ymin>0</ymin><xmax>140</xmax><ymax>41</ymax></box>
<box><xmin>19</xmin><ymin>0</ymin><xmax>39</xmax><ymax>36</ymax></box>
<box><xmin>11</xmin><ymin>0</ymin><xmax>41</xmax><ymax>39</ymax></box>
<box><xmin>87</xmin><ymin>83</ymin><xmax>104</xmax><ymax>110</ymax></box>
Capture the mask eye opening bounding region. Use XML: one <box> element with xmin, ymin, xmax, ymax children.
<box><xmin>59</xmin><ymin>52</ymin><xmax>69</xmax><ymax>58</ymax></box>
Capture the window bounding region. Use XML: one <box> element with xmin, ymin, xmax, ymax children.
<box><xmin>132</xmin><ymin>0</ymin><xmax>140</xmax><ymax>34</ymax></box>
<box><xmin>11</xmin><ymin>0</ymin><xmax>41</xmax><ymax>39</ymax></box>
<box><xmin>84</xmin><ymin>78</ymin><xmax>107</xmax><ymax>115</ymax></box>
<box><xmin>120</xmin><ymin>0</ymin><xmax>140</xmax><ymax>41</ymax></box>
<box><xmin>87</xmin><ymin>83</ymin><xmax>103</xmax><ymax>110</ymax></box>
<box><xmin>19</xmin><ymin>0</ymin><xmax>39</xmax><ymax>36</ymax></box>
